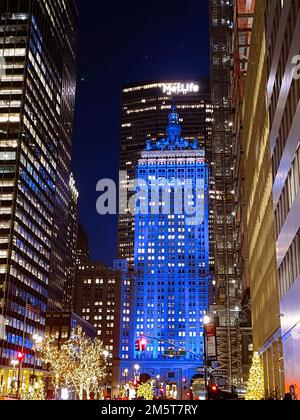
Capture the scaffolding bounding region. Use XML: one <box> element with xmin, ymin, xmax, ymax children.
<box><xmin>209</xmin><ymin>0</ymin><xmax>243</xmax><ymax>386</ymax></box>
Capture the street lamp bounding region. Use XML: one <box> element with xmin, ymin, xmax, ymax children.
<box><xmin>16</xmin><ymin>351</ymin><xmax>24</xmax><ymax>400</ymax></box>
<box><xmin>103</xmin><ymin>350</ymin><xmax>109</xmax><ymax>360</ymax></box>
<box><xmin>134</xmin><ymin>365</ymin><xmax>140</xmax><ymax>380</ymax></box>
<box><xmin>134</xmin><ymin>364</ymin><xmax>140</xmax><ymax>381</ymax></box>
<box><xmin>33</xmin><ymin>334</ymin><xmax>43</xmax><ymax>345</ymax></box>
<box><xmin>103</xmin><ymin>350</ymin><xmax>110</xmax><ymax>398</ymax></box>
<box><xmin>11</xmin><ymin>359</ymin><xmax>19</xmax><ymax>394</ymax></box>
<box><xmin>132</xmin><ymin>364</ymin><xmax>140</xmax><ymax>400</ymax></box>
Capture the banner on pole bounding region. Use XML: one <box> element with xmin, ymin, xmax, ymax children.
<box><xmin>206</xmin><ymin>323</ymin><xmax>217</xmax><ymax>360</ymax></box>
<box><xmin>0</xmin><ymin>315</ymin><xmax>6</xmax><ymax>340</ymax></box>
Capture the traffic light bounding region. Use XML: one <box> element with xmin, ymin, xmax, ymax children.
<box><xmin>211</xmin><ymin>385</ymin><xmax>218</xmax><ymax>393</ymax></box>
<box><xmin>135</xmin><ymin>340</ymin><xmax>140</xmax><ymax>351</ymax></box>
<box><xmin>208</xmin><ymin>384</ymin><xmax>220</xmax><ymax>400</ymax></box>
<box><xmin>139</xmin><ymin>338</ymin><xmax>147</xmax><ymax>352</ymax></box>
<box><xmin>17</xmin><ymin>352</ymin><xmax>24</xmax><ymax>363</ymax></box>
<box><xmin>135</xmin><ymin>338</ymin><xmax>147</xmax><ymax>352</ymax></box>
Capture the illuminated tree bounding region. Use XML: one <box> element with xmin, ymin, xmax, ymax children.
<box><xmin>137</xmin><ymin>381</ymin><xmax>155</xmax><ymax>401</ymax></box>
<box><xmin>22</xmin><ymin>380</ymin><xmax>46</xmax><ymax>400</ymax></box>
<box><xmin>65</xmin><ymin>327</ymin><xmax>107</xmax><ymax>399</ymax></box>
<box><xmin>245</xmin><ymin>352</ymin><xmax>265</xmax><ymax>400</ymax></box>
<box><xmin>35</xmin><ymin>327</ymin><xmax>107</xmax><ymax>400</ymax></box>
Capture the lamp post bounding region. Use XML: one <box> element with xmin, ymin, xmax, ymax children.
<box><xmin>32</xmin><ymin>334</ymin><xmax>43</xmax><ymax>385</ymax></box>
<box><xmin>16</xmin><ymin>351</ymin><xmax>24</xmax><ymax>400</ymax></box>
<box><xmin>123</xmin><ymin>369</ymin><xmax>129</xmax><ymax>386</ymax></box>
<box><xmin>133</xmin><ymin>364</ymin><xmax>140</xmax><ymax>399</ymax></box>
<box><xmin>134</xmin><ymin>364</ymin><xmax>140</xmax><ymax>378</ymax></box>
<box><xmin>155</xmin><ymin>375</ymin><xmax>160</xmax><ymax>397</ymax></box>
<box><xmin>122</xmin><ymin>369</ymin><xmax>129</xmax><ymax>399</ymax></box>
<box><xmin>203</xmin><ymin>315</ymin><xmax>211</xmax><ymax>400</ymax></box>
<box><xmin>11</xmin><ymin>359</ymin><xmax>19</xmax><ymax>395</ymax></box>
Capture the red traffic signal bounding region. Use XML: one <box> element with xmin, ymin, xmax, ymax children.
<box><xmin>17</xmin><ymin>352</ymin><xmax>24</xmax><ymax>362</ymax></box>
<box><xmin>135</xmin><ymin>338</ymin><xmax>147</xmax><ymax>352</ymax></box>
<box><xmin>135</xmin><ymin>340</ymin><xmax>140</xmax><ymax>351</ymax></box>
<box><xmin>139</xmin><ymin>338</ymin><xmax>147</xmax><ymax>351</ymax></box>
<box><xmin>211</xmin><ymin>384</ymin><xmax>219</xmax><ymax>393</ymax></box>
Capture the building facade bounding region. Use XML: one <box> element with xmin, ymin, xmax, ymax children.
<box><xmin>209</xmin><ymin>0</ymin><xmax>242</xmax><ymax>385</ymax></box>
<box><xmin>119</xmin><ymin>105</ymin><xmax>210</xmax><ymax>400</ymax></box>
<box><xmin>117</xmin><ymin>79</ymin><xmax>212</xmax><ymax>273</ymax></box>
<box><xmin>242</xmin><ymin>0</ymin><xmax>284</xmax><ymax>394</ymax></box>
<box><xmin>112</xmin><ymin>259</ymin><xmax>133</xmax><ymax>363</ymax></box>
<box><xmin>74</xmin><ymin>262</ymin><xmax>122</xmax><ymax>393</ymax></box>
<box><xmin>231</xmin><ymin>0</ymin><xmax>256</xmax><ymax>385</ymax></box>
<box><xmin>111</xmin><ymin>259</ymin><xmax>134</xmax><ymax>396</ymax></box>
<box><xmin>266</xmin><ymin>0</ymin><xmax>300</xmax><ymax>393</ymax></box>
<box><xmin>76</xmin><ymin>224</ymin><xmax>90</xmax><ymax>267</ymax></box>
<box><xmin>0</xmin><ymin>0</ymin><xmax>78</xmax><ymax>392</ymax></box>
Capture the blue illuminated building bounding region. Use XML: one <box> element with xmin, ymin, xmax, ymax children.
<box><xmin>118</xmin><ymin>105</ymin><xmax>210</xmax><ymax>399</ymax></box>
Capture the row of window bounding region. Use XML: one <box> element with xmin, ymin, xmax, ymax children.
<box><xmin>275</xmin><ymin>144</ymin><xmax>300</xmax><ymax>238</ymax></box>
<box><xmin>278</xmin><ymin>228</ymin><xmax>300</xmax><ymax>300</ymax></box>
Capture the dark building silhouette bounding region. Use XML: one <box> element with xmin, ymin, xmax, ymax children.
<box><xmin>209</xmin><ymin>0</ymin><xmax>242</xmax><ymax>385</ymax></box>
<box><xmin>76</xmin><ymin>224</ymin><xmax>90</xmax><ymax>266</ymax></box>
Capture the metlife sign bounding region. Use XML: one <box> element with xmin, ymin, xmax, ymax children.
<box><xmin>162</xmin><ymin>82</ymin><xmax>200</xmax><ymax>96</ymax></box>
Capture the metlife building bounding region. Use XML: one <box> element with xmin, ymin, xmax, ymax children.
<box><xmin>117</xmin><ymin>79</ymin><xmax>212</xmax><ymax>271</ymax></box>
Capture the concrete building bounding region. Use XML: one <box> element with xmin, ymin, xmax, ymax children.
<box><xmin>74</xmin><ymin>262</ymin><xmax>122</xmax><ymax>394</ymax></box>
<box><xmin>209</xmin><ymin>0</ymin><xmax>242</xmax><ymax>386</ymax></box>
<box><xmin>231</xmin><ymin>0</ymin><xmax>256</xmax><ymax>386</ymax></box>
<box><xmin>266</xmin><ymin>0</ymin><xmax>300</xmax><ymax>393</ymax></box>
<box><xmin>240</xmin><ymin>0</ymin><xmax>284</xmax><ymax>394</ymax></box>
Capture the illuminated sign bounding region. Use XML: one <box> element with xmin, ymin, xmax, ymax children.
<box><xmin>206</xmin><ymin>324</ymin><xmax>217</xmax><ymax>360</ymax></box>
<box><xmin>162</xmin><ymin>82</ymin><xmax>200</xmax><ymax>96</ymax></box>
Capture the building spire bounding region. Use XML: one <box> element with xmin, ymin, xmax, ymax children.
<box><xmin>145</xmin><ymin>103</ymin><xmax>200</xmax><ymax>151</ymax></box>
<box><xmin>166</xmin><ymin>102</ymin><xmax>182</xmax><ymax>145</ymax></box>
<box><xmin>168</xmin><ymin>102</ymin><xmax>180</xmax><ymax>125</ymax></box>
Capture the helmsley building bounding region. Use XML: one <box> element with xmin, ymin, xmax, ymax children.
<box><xmin>116</xmin><ymin>105</ymin><xmax>210</xmax><ymax>400</ymax></box>
<box><xmin>117</xmin><ymin>79</ymin><xmax>213</xmax><ymax>273</ymax></box>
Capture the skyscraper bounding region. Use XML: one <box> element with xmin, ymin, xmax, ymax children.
<box><xmin>120</xmin><ymin>105</ymin><xmax>210</xmax><ymax>400</ymax></box>
<box><xmin>209</xmin><ymin>0</ymin><xmax>242</xmax><ymax>385</ymax></box>
<box><xmin>117</xmin><ymin>79</ymin><xmax>212</xmax><ymax>273</ymax></box>
<box><xmin>0</xmin><ymin>0</ymin><xmax>78</xmax><ymax>389</ymax></box>
<box><xmin>231</xmin><ymin>0</ymin><xmax>255</xmax><ymax>384</ymax></box>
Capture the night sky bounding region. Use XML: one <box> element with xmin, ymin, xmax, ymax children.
<box><xmin>72</xmin><ymin>0</ymin><xmax>210</xmax><ymax>266</ymax></box>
